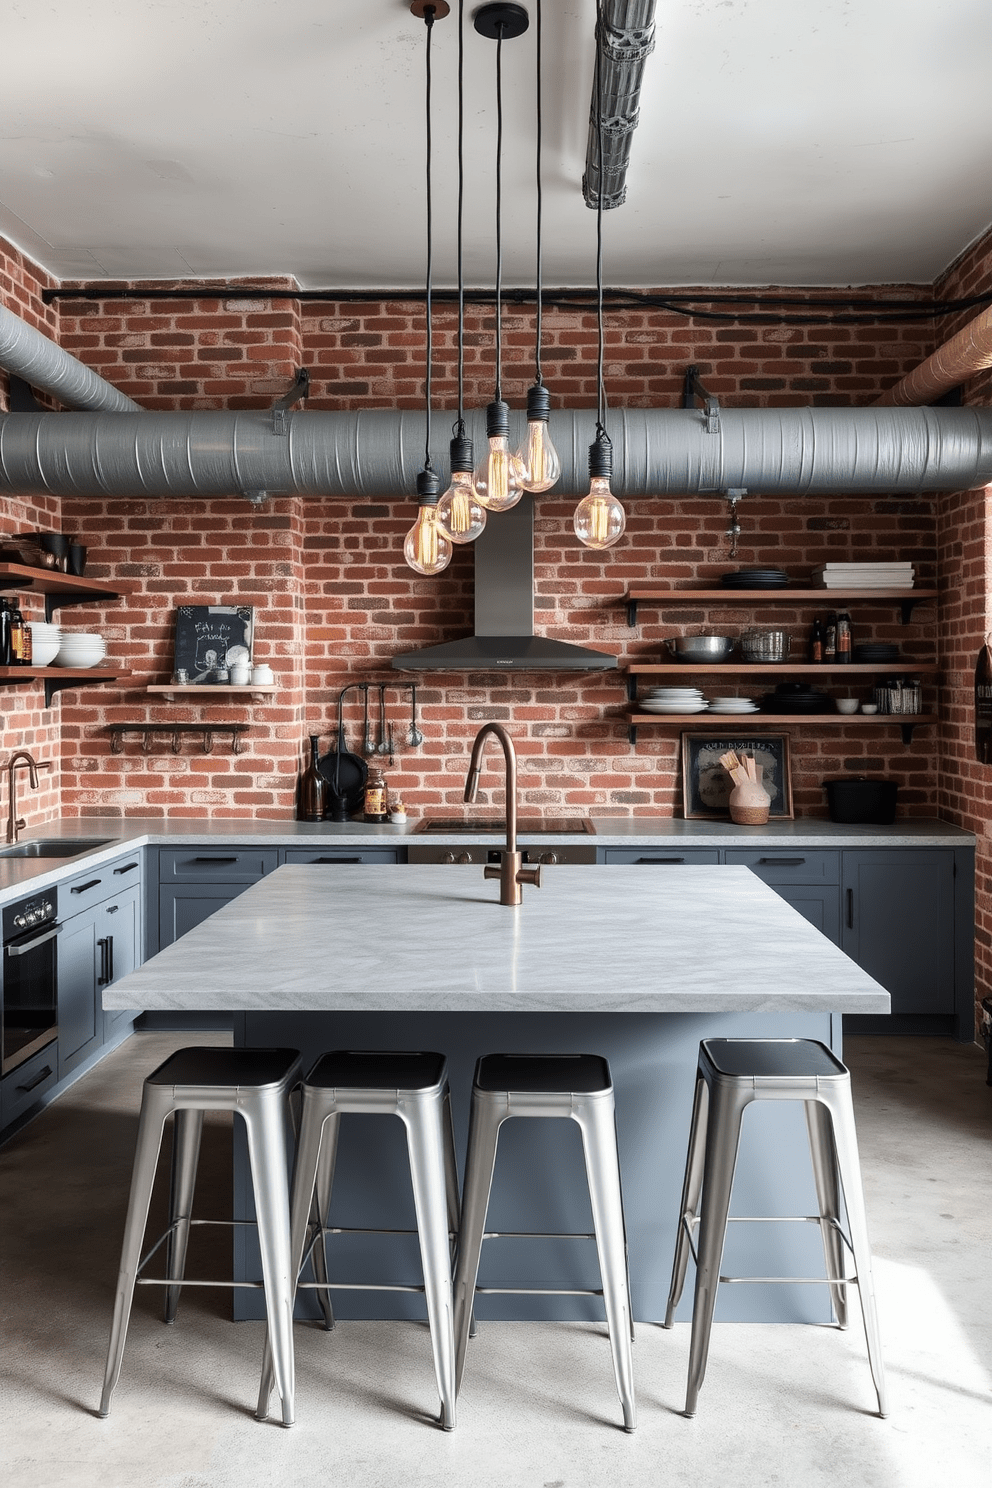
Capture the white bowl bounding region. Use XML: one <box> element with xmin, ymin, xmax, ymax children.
<box><xmin>835</xmin><ymin>698</ymin><xmax>859</xmax><ymax>714</ymax></box>
<box><xmin>860</xmin><ymin>704</ymin><xmax>879</xmax><ymax>715</ymax></box>
<box><xmin>31</xmin><ymin>641</ymin><xmax>61</xmax><ymax>666</ymax></box>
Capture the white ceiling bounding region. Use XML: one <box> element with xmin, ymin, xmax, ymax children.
<box><xmin>0</xmin><ymin>0</ymin><xmax>990</xmax><ymax>290</ymax></box>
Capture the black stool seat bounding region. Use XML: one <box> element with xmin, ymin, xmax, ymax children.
<box><xmin>475</xmin><ymin>1052</ymin><xmax>612</xmax><ymax>1094</ymax></box>
<box><xmin>703</xmin><ymin>1038</ymin><xmax>845</xmax><ymax>1080</ymax></box>
<box><xmin>147</xmin><ymin>1046</ymin><xmax>301</xmax><ymax>1089</ymax></box>
<box><xmin>306</xmin><ymin>1050</ymin><xmax>447</xmax><ymax>1091</ymax></box>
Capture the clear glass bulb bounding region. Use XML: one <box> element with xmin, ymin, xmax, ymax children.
<box><xmin>574</xmin><ymin>477</ymin><xmax>626</xmax><ymax>550</ymax></box>
<box><xmin>404</xmin><ymin>503</ymin><xmax>452</xmax><ymax>575</ymax></box>
<box><xmin>473</xmin><ymin>435</ymin><xmax>526</xmax><ymax>512</ymax></box>
<box><xmin>436</xmin><ymin>470</ymin><xmax>487</xmax><ymax>543</ymax></box>
<box><xmin>516</xmin><ymin>418</ymin><xmax>562</xmax><ymax>492</ymax></box>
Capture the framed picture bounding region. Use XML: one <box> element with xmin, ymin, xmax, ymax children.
<box><xmin>680</xmin><ymin>732</ymin><xmax>794</xmax><ymax>820</ymax></box>
<box><xmin>173</xmin><ymin>605</ymin><xmax>254</xmax><ymax>683</ymax></box>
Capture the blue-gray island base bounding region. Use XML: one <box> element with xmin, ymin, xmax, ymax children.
<box><xmin>106</xmin><ymin>864</ymin><xmax>890</xmax><ymax>1327</ymax></box>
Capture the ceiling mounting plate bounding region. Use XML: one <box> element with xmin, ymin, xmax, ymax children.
<box><xmin>410</xmin><ymin>2</ymin><xmax>451</xmax><ymax>19</ymax></box>
<box><xmin>473</xmin><ymin>3</ymin><xmax>529</xmax><ymax>40</ymax></box>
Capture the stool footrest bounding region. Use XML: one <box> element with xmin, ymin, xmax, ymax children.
<box><xmin>484</xmin><ymin>1230</ymin><xmax>596</xmax><ymax>1241</ymax></box>
<box><xmin>718</xmin><ymin>1273</ymin><xmax>856</xmax><ymax>1287</ymax></box>
<box><xmin>137</xmin><ymin>1276</ymin><xmax>265</xmax><ymax>1289</ymax></box>
<box><xmin>476</xmin><ymin>1286</ymin><xmax>605</xmax><ymax>1298</ymax></box>
<box><xmin>296</xmin><ymin>1280</ymin><xmax>427</xmax><ymax>1294</ymax></box>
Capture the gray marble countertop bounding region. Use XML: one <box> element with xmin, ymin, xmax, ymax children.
<box><xmin>105</xmin><ymin>862</ymin><xmax>892</xmax><ymax>1015</ymax></box>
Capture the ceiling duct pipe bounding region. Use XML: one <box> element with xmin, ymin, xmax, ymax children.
<box><xmin>582</xmin><ymin>0</ymin><xmax>656</xmax><ymax>209</ymax></box>
<box><xmin>876</xmin><ymin>303</ymin><xmax>992</xmax><ymax>407</ymax></box>
<box><xmin>0</xmin><ymin>303</ymin><xmax>140</xmax><ymax>413</ymax></box>
<box><xmin>0</xmin><ymin>404</ymin><xmax>990</xmax><ymax>499</ymax></box>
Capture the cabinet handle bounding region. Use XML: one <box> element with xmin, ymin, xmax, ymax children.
<box><xmin>112</xmin><ymin>861</ymin><xmax>139</xmax><ymax>875</ymax></box>
<box><xmin>97</xmin><ymin>937</ymin><xmax>109</xmax><ymax>986</ymax></box>
<box><xmin>108</xmin><ymin>934</ymin><xmax>114</xmax><ymax>983</ymax></box>
<box><xmin>16</xmin><ymin>1064</ymin><xmax>53</xmax><ymax>1093</ymax></box>
<box><xmin>7</xmin><ymin>924</ymin><xmax>61</xmax><ymax>955</ymax></box>
<box><xmin>634</xmin><ymin>856</ymin><xmax>685</xmax><ymax>864</ymax></box>
<box><xmin>71</xmin><ymin>878</ymin><xmax>103</xmax><ymax>894</ymax></box>
<box><xmin>192</xmin><ymin>855</ymin><xmax>240</xmax><ymax>863</ymax></box>
<box><xmin>846</xmin><ymin>888</ymin><xmax>855</xmax><ymax>929</ymax></box>
<box><xmin>312</xmin><ymin>856</ymin><xmax>362</xmax><ymax>864</ymax></box>
<box><xmin>757</xmin><ymin>857</ymin><xmax>806</xmax><ymax>866</ymax></box>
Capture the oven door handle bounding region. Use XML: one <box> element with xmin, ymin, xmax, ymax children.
<box><xmin>6</xmin><ymin>923</ymin><xmax>62</xmax><ymax>956</ymax></box>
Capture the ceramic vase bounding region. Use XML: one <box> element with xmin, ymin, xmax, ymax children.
<box><xmin>729</xmin><ymin>778</ymin><xmax>771</xmax><ymax>825</ymax></box>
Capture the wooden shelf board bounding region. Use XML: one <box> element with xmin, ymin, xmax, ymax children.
<box><xmin>146</xmin><ymin>684</ymin><xmax>277</xmax><ymax>700</ymax></box>
<box><xmin>627</xmin><ymin>711</ymin><xmax>936</xmax><ymax>726</ymax></box>
<box><xmin>627</xmin><ymin>662</ymin><xmax>938</xmax><ymax>676</ymax></box>
<box><xmin>0</xmin><ymin>561</ymin><xmax>123</xmax><ymax>600</ymax></box>
<box><xmin>0</xmin><ymin>666</ymin><xmax>128</xmax><ymax>682</ymax></box>
<box><xmin>625</xmin><ymin>588</ymin><xmax>937</xmax><ymax>603</ymax></box>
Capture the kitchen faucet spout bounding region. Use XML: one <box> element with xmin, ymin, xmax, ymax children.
<box><xmin>463</xmin><ymin>724</ymin><xmax>540</xmax><ymax>906</ymax></box>
<box><xmin>6</xmin><ymin>751</ymin><xmax>53</xmax><ymax>845</ymax></box>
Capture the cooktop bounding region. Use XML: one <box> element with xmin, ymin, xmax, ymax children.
<box><xmin>416</xmin><ymin>817</ymin><xmax>595</xmax><ymax>835</ymax></box>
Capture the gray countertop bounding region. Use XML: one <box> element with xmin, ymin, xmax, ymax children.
<box><xmin>104</xmin><ymin>862</ymin><xmax>892</xmax><ymax>1015</ymax></box>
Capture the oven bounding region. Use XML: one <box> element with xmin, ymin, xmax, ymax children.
<box><xmin>1</xmin><ymin>889</ymin><xmax>60</xmax><ymax>1077</ymax></box>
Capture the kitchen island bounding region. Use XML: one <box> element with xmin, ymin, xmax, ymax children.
<box><xmin>107</xmin><ymin>860</ymin><xmax>889</xmax><ymax>1327</ymax></box>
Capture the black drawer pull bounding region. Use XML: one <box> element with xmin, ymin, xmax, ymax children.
<box><xmin>757</xmin><ymin>857</ymin><xmax>806</xmax><ymax>867</ymax></box>
<box><xmin>312</xmin><ymin>856</ymin><xmax>362</xmax><ymax>864</ymax></box>
<box><xmin>17</xmin><ymin>1064</ymin><xmax>53</xmax><ymax>1093</ymax></box>
<box><xmin>192</xmin><ymin>856</ymin><xmax>240</xmax><ymax>864</ymax></box>
<box><xmin>71</xmin><ymin>878</ymin><xmax>103</xmax><ymax>894</ymax></box>
<box><xmin>112</xmin><ymin>861</ymin><xmax>139</xmax><ymax>875</ymax></box>
<box><xmin>635</xmin><ymin>856</ymin><xmax>685</xmax><ymax>864</ymax></box>
<box><xmin>847</xmin><ymin>888</ymin><xmax>855</xmax><ymax>929</ymax></box>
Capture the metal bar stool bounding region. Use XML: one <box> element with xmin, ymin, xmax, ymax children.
<box><xmin>453</xmin><ymin>1052</ymin><xmax>636</xmax><ymax>1432</ymax></box>
<box><xmin>256</xmin><ymin>1050</ymin><xmax>460</xmax><ymax>1431</ymax></box>
<box><xmin>99</xmin><ymin>1046</ymin><xmax>302</xmax><ymax>1425</ymax></box>
<box><xmin>664</xmin><ymin>1037</ymin><xmax>887</xmax><ymax>1419</ymax></box>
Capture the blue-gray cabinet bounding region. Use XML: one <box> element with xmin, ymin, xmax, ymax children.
<box><xmin>157</xmin><ymin>848</ymin><xmax>279</xmax><ymax>949</ymax></box>
<box><xmin>58</xmin><ymin>859</ymin><xmax>141</xmax><ymax>1080</ymax></box>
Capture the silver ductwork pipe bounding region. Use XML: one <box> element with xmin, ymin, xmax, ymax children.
<box><xmin>0</xmin><ymin>303</ymin><xmax>141</xmax><ymax>413</ymax></box>
<box><xmin>582</xmin><ymin>0</ymin><xmax>656</xmax><ymax>209</ymax></box>
<box><xmin>0</xmin><ymin>404</ymin><xmax>990</xmax><ymax>499</ymax></box>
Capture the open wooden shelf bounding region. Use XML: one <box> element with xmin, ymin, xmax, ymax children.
<box><xmin>0</xmin><ymin>664</ymin><xmax>131</xmax><ymax>706</ymax></box>
<box><xmin>623</xmin><ymin>587</ymin><xmax>938</xmax><ymax>626</ymax></box>
<box><xmin>627</xmin><ymin>662</ymin><xmax>938</xmax><ymax>677</ymax></box>
<box><xmin>146</xmin><ymin>684</ymin><xmax>277</xmax><ymax>702</ymax></box>
<box><xmin>626</xmin><ymin>710</ymin><xmax>936</xmax><ymax>746</ymax></box>
<box><xmin>0</xmin><ymin>561</ymin><xmax>125</xmax><ymax>621</ymax></box>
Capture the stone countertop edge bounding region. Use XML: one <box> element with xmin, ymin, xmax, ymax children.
<box><xmin>0</xmin><ymin>813</ymin><xmax>974</xmax><ymax>906</ymax></box>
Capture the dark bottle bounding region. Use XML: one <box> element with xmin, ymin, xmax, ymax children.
<box><xmin>0</xmin><ymin>599</ymin><xmax>10</xmax><ymax>666</ymax></box>
<box><xmin>836</xmin><ymin>611</ymin><xmax>852</xmax><ymax>663</ymax></box>
<box><xmin>824</xmin><ymin>611</ymin><xmax>838</xmax><ymax>662</ymax></box>
<box><xmin>9</xmin><ymin>602</ymin><xmax>26</xmax><ymax>665</ymax></box>
<box><xmin>808</xmin><ymin>617</ymin><xmax>824</xmax><ymax>663</ymax></box>
<box><xmin>299</xmin><ymin>734</ymin><xmax>327</xmax><ymax>822</ymax></box>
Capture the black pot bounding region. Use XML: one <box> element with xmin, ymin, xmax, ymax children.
<box><xmin>824</xmin><ymin>778</ymin><xmax>898</xmax><ymax>825</ymax></box>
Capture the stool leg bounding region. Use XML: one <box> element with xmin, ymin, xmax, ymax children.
<box><xmin>310</xmin><ymin>1110</ymin><xmax>341</xmax><ymax>1332</ymax></box>
<box><xmin>684</xmin><ymin>1081</ymin><xmax>748</xmax><ymax>1418</ymax></box>
<box><xmin>402</xmin><ymin>1094</ymin><xmax>458</xmax><ymax>1430</ymax></box>
<box><xmin>99</xmin><ymin>1089</ymin><xmax>171</xmax><ymax>1417</ymax></box>
<box><xmin>242</xmin><ymin>1093</ymin><xmax>295</xmax><ymax>1428</ymax></box>
<box><xmin>665</xmin><ymin>1071</ymin><xmax>709</xmax><ymax>1328</ymax></box>
<box><xmin>256</xmin><ymin>1095</ymin><xmax>330</xmax><ymax>1422</ymax></box>
<box><xmin>804</xmin><ymin>1099</ymin><xmax>848</xmax><ymax>1330</ymax></box>
<box><xmin>820</xmin><ymin>1089</ymin><xmax>888</xmax><ymax>1418</ymax></box>
<box><xmin>574</xmin><ymin>1094</ymin><xmax>637</xmax><ymax>1432</ymax></box>
<box><xmin>442</xmin><ymin>1087</ymin><xmax>460</xmax><ymax>1252</ymax></box>
<box><xmin>163</xmin><ymin>1107</ymin><xmax>204</xmax><ymax>1325</ymax></box>
<box><xmin>453</xmin><ymin>1091</ymin><xmax>505</xmax><ymax>1393</ymax></box>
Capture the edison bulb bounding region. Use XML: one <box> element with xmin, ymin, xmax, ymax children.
<box><xmin>436</xmin><ymin>469</ymin><xmax>486</xmax><ymax>543</ymax></box>
<box><xmin>473</xmin><ymin>435</ymin><xmax>525</xmax><ymax>512</ymax></box>
<box><xmin>516</xmin><ymin>418</ymin><xmax>562</xmax><ymax>492</ymax></box>
<box><xmin>574</xmin><ymin>477</ymin><xmax>626</xmax><ymax>550</ymax></box>
<box><xmin>404</xmin><ymin>502</ymin><xmax>452</xmax><ymax>575</ymax></box>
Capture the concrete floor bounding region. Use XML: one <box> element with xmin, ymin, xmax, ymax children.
<box><xmin>2</xmin><ymin>1031</ymin><xmax>989</xmax><ymax>1488</ymax></box>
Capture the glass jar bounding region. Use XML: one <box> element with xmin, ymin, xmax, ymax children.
<box><xmin>364</xmin><ymin>767</ymin><xmax>388</xmax><ymax>823</ymax></box>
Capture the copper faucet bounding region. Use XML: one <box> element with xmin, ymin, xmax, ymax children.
<box><xmin>6</xmin><ymin>751</ymin><xmax>52</xmax><ymax>845</ymax></box>
<box><xmin>464</xmin><ymin>723</ymin><xmax>541</xmax><ymax>906</ymax></box>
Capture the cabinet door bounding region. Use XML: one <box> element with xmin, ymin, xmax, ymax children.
<box><xmin>101</xmin><ymin>886</ymin><xmax>140</xmax><ymax>1037</ymax></box>
<box><xmin>771</xmin><ymin>884</ymin><xmax>841</xmax><ymax>944</ymax></box>
<box><xmin>841</xmin><ymin>851</ymin><xmax>955</xmax><ymax>1014</ymax></box>
<box><xmin>57</xmin><ymin>907</ymin><xmax>100</xmax><ymax>1078</ymax></box>
<box><xmin>159</xmin><ymin>883</ymin><xmax>250</xmax><ymax>949</ymax></box>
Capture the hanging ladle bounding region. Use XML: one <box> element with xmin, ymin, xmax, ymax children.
<box><xmin>377</xmin><ymin>684</ymin><xmax>390</xmax><ymax>754</ymax></box>
<box><xmin>407</xmin><ymin>683</ymin><xmax>424</xmax><ymax>748</ymax></box>
<box><xmin>362</xmin><ymin>683</ymin><xmax>374</xmax><ymax>756</ymax></box>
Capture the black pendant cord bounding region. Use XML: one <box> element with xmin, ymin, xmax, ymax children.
<box><xmin>493</xmin><ymin>23</ymin><xmax>504</xmax><ymax>404</ymax></box>
<box><xmin>454</xmin><ymin>0</ymin><xmax>466</xmax><ymax>437</ymax></box>
<box><xmin>423</xmin><ymin>4</ymin><xmax>436</xmax><ymax>473</ymax></box>
<box><xmin>533</xmin><ymin>0</ymin><xmax>544</xmax><ymax>387</ymax></box>
<box><xmin>594</xmin><ymin>0</ymin><xmax>607</xmax><ymax>443</ymax></box>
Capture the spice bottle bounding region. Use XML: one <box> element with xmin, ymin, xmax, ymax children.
<box><xmin>20</xmin><ymin>614</ymin><xmax>32</xmax><ymax>665</ymax></box>
<box><xmin>836</xmin><ymin>611</ymin><xmax>852</xmax><ymax>663</ymax></box>
<box><xmin>364</xmin><ymin>767</ymin><xmax>389</xmax><ymax>823</ymax></box>
<box><xmin>808</xmin><ymin>616</ymin><xmax>824</xmax><ymax>663</ymax></box>
<box><xmin>298</xmin><ymin>734</ymin><xmax>327</xmax><ymax>822</ymax></box>
<box><xmin>9</xmin><ymin>602</ymin><xmax>26</xmax><ymax>664</ymax></box>
<box><xmin>823</xmin><ymin>611</ymin><xmax>837</xmax><ymax>662</ymax></box>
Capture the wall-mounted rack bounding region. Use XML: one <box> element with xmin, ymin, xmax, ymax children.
<box><xmin>105</xmin><ymin>724</ymin><xmax>250</xmax><ymax>756</ymax></box>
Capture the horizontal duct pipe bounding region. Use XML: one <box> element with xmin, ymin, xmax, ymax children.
<box><xmin>877</xmin><ymin>303</ymin><xmax>992</xmax><ymax>407</ymax></box>
<box><xmin>0</xmin><ymin>303</ymin><xmax>141</xmax><ymax>413</ymax></box>
<box><xmin>0</xmin><ymin>404</ymin><xmax>990</xmax><ymax>499</ymax></box>
<box><xmin>582</xmin><ymin>0</ymin><xmax>656</xmax><ymax>209</ymax></box>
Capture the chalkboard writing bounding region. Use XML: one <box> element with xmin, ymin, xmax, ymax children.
<box><xmin>173</xmin><ymin>606</ymin><xmax>254</xmax><ymax>684</ymax></box>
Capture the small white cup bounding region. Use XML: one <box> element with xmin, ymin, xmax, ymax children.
<box><xmin>861</xmin><ymin>703</ymin><xmax>878</xmax><ymax>715</ymax></box>
<box><xmin>230</xmin><ymin>664</ymin><xmax>251</xmax><ymax>686</ymax></box>
<box><xmin>835</xmin><ymin>698</ymin><xmax>859</xmax><ymax>714</ymax></box>
<box><xmin>251</xmin><ymin>664</ymin><xmax>274</xmax><ymax>686</ymax></box>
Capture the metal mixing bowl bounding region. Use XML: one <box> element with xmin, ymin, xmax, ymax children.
<box><xmin>664</xmin><ymin>635</ymin><xmax>735</xmax><ymax>662</ymax></box>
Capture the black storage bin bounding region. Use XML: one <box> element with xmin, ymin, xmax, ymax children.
<box><xmin>824</xmin><ymin>778</ymin><xmax>898</xmax><ymax>825</ymax></box>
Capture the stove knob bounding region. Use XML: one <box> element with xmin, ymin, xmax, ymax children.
<box><xmin>540</xmin><ymin>851</ymin><xmax>559</xmax><ymax>865</ymax></box>
<box><xmin>24</xmin><ymin>909</ymin><xmax>38</xmax><ymax>925</ymax></box>
<box><xmin>13</xmin><ymin>913</ymin><xmax>26</xmax><ymax>930</ymax></box>
<box><xmin>456</xmin><ymin>852</ymin><xmax>472</xmax><ymax>864</ymax></box>
<box><xmin>442</xmin><ymin>852</ymin><xmax>458</xmax><ymax>864</ymax></box>
<box><xmin>41</xmin><ymin>901</ymin><xmax>53</xmax><ymax>918</ymax></box>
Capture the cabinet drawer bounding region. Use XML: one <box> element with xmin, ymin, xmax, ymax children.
<box><xmin>61</xmin><ymin>864</ymin><xmax>116</xmax><ymax>912</ymax></box>
<box><xmin>281</xmin><ymin>848</ymin><xmax>402</xmax><ymax>865</ymax></box>
<box><xmin>724</xmin><ymin>850</ymin><xmax>840</xmax><ymax>885</ymax></box>
<box><xmin>603</xmin><ymin>848</ymin><xmax>720</xmax><ymax>865</ymax></box>
<box><xmin>1</xmin><ymin>1042</ymin><xmax>58</xmax><ymax>1126</ymax></box>
<box><xmin>159</xmin><ymin>848</ymin><xmax>278</xmax><ymax>883</ymax></box>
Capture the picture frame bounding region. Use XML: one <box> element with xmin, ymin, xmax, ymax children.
<box><xmin>680</xmin><ymin>732</ymin><xmax>794</xmax><ymax>820</ymax></box>
<box><xmin>172</xmin><ymin>605</ymin><xmax>254</xmax><ymax>684</ymax></box>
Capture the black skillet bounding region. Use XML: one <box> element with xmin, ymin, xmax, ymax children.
<box><xmin>319</xmin><ymin>684</ymin><xmax>369</xmax><ymax>819</ymax></box>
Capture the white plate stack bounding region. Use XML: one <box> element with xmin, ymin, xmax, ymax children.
<box><xmin>638</xmin><ymin>688</ymin><xmax>709</xmax><ymax>715</ymax></box>
<box><xmin>55</xmin><ymin>631</ymin><xmax>107</xmax><ymax>668</ymax></box>
<box><xmin>26</xmin><ymin>621</ymin><xmax>62</xmax><ymax>666</ymax></box>
<box><xmin>706</xmin><ymin>696</ymin><xmax>759</xmax><ymax>714</ymax></box>
<box><xmin>811</xmin><ymin>562</ymin><xmax>915</xmax><ymax>589</ymax></box>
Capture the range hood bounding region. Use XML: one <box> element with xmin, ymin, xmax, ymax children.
<box><xmin>391</xmin><ymin>498</ymin><xmax>617</xmax><ymax>673</ymax></box>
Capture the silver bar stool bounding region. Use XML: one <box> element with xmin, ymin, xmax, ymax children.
<box><xmin>256</xmin><ymin>1050</ymin><xmax>460</xmax><ymax>1431</ymax></box>
<box><xmin>99</xmin><ymin>1046</ymin><xmax>302</xmax><ymax>1425</ymax></box>
<box><xmin>665</xmin><ymin>1037</ymin><xmax>887</xmax><ymax>1419</ymax></box>
<box><xmin>453</xmin><ymin>1052</ymin><xmax>636</xmax><ymax>1432</ymax></box>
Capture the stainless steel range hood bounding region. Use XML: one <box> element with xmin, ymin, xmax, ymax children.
<box><xmin>391</xmin><ymin>498</ymin><xmax>617</xmax><ymax>673</ymax></box>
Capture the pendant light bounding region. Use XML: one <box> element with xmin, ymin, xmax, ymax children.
<box><xmin>405</xmin><ymin>2</ymin><xmax>452</xmax><ymax>576</ymax></box>
<box><xmin>515</xmin><ymin>0</ymin><xmax>561</xmax><ymax>494</ymax></box>
<box><xmin>574</xmin><ymin>0</ymin><xmax>626</xmax><ymax>551</ymax></box>
<box><xmin>436</xmin><ymin>0</ymin><xmax>487</xmax><ymax>545</ymax></box>
<box><xmin>472</xmin><ymin>3</ymin><xmax>528</xmax><ymax>514</ymax></box>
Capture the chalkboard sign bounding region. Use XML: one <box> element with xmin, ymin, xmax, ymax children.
<box><xmin>173</xmin><ymin>605</ymin><xmax>254</xmax><ymax>683</ymax></box>
<box><xmin>976</xmin><ymin>642</ymin><xmax>992</xmax><ymax>764</ymax></box>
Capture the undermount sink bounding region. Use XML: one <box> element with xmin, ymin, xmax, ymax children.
<box><xmin>0</xmin><ymin>837</ymin><xmax>116</xmax><ymax>859</ymax></box>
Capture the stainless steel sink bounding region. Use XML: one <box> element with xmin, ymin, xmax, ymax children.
<box><xmin>0</xmin><ymin>837</ymin><xmax>116</xmax><ymax>859</ymax></box>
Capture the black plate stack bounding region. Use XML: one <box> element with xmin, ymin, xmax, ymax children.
<box><xmin>719</xmin><ymin>568</ymin><xmax>790</xmax><ymax>589</ymax></box>
<box><xmin>852</xmin><ymin>643</ymin><xmax>899</xmax><ymax>663</ymax></box>
<box><xmin>759</xmin><ymin>682</ymin><xmax>833</xmax><ymax>714</ymax></box>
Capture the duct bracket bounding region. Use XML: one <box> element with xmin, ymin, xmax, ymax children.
<box><xmin>683</xmin><ymin>365</ymin><xmax>721</xmax><ymax>435</ymax></box>
<box><xmin>271</xmin><ymin>368</ymin><xmax>310</xmax><ymax>436</ymax></box>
